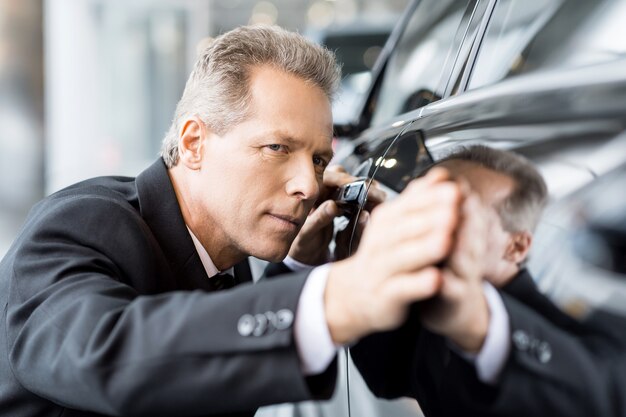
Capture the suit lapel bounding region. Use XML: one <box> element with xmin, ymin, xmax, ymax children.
<box><xmin>135</xmin><ymin>159</ymin><xmax>212</xmax><ymax>291</ymax></box>
<box><xmin>502</xmin><ymin>268</ymin><xmax>583</xmax><ymax>332</ymax></box>
<box><xmin>501</xmin><ymin>269</ymin><xmax>538</xmax><ymax>302</ymax></box>
<box><xmin>135</xmin><ymin>159</ymin><xmax>256</xmax><ymax>293</ymax></box>
<box><xmin>262</xmin><ymin>262</ymin><xmax>293</xmax><ymax>279</ymax></box>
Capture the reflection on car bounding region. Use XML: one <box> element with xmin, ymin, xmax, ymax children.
<box><xmin>327</xmin><ymin>0</ymin><xmax>626</xmax><ymax>415</ymax></box>
<box><xmin>306</xmin><ymin>22</ymin><xmax>393</xmax><ymax>126</ymax></box>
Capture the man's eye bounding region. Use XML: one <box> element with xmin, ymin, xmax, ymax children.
<box><xmin>313</xmin><ymin>156</ymin><xmax>328</xmax><ymax>168</ymax></box>
<box><xmin>267</xmin><ymin>144</ymin><xmax>287</xmax><ymax>152</ymax></box>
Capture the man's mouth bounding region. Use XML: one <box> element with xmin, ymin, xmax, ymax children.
<box><xmin>267</xmin><ymin>213</ymin><xmax>303</xmax><ymax>231</ymax></box>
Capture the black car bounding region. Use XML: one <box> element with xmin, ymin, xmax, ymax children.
<box><xmin>323</xmin><ymin>0</ymin><xmax>626</xmax><ymax>415</ymax></box>
<box><xmin>307</xmin><ymin>21</ymin><xmax>394</xmax><ymax>126</ymax></box>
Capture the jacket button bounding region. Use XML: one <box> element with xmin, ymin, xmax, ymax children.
<box><xmin>536</xmin><ymin>341</ymin><xmax>552</xmax><ymax>363</ymax></box>
<box><xmin>238</xmin><ymin>314</ymin><xmax>255</xmax><ymax>337</ymax></box>
<box><xmin>275</xmin><ymin>309</ymin><xmax>294</xmax><ymax>330</ymax></box>
<box><xmin>264</xmin><ymin>311</ymin><xmax>277</xmax><ymax>331</ymax></box>
<box><xmin>512</xmin><ymin>330</ymin><xmax>530</xmax><ymax>351</ymax></box>
<box><xmin>253</xmin><ymin>313</ymin><xmax>269</xmax><ymax>336</ymax></box>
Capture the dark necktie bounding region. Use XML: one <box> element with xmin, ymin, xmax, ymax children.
<box><xmin>211</xmin><ymin>272</ymin><xmax>236</xmax><ymax>291</ymax></box>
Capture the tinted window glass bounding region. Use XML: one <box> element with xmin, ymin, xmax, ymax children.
<box><xmin>368</xmin><ymin>130</ymin><xmax>433</xmax><ymax>193</ymax></box>
<box><xmin>321</xmin><ymin>29</ymin><xmax>391</xmax><ymax>124</ymax></box>
<box><xmin>370</xmin><ymin>0</ymin><xmax>468</xmax><ymax>126</ymax></box>
<box><xmin>469</xmin><ymin>0</ymin><xmax>626</xmax><ymax>90</ymax></box>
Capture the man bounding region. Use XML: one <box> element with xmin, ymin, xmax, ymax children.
<box><xmin>351</xmin><ymin>145</ymin><xmax>616</xmax><ymax>416</ymax></box>
<box><xmin>0</xmin><ymin>25</ymin><xmax>478</xmax><ymax>417</ymax></box>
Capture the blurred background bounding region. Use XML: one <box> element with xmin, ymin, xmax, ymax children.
<box><xmin>0</xmin><ymin>0</ymin><xmax>409</xmax><ymax>257</ymax></box>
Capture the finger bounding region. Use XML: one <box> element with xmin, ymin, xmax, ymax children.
<box><xmin>463</xmin><ymin>194</ymin><xmax>489</xmax><ymax>246</ymax></box>
<box><xmin>365</xmin><ymin>180</ymin><xmax>387</xmax><ymax>205</ymax></box>
<box><xmin>323</xmin><ymin>166</ymin><xmax>357</xmax><ymax>188</ymax></box>
<box><xmin>455</xmin><ymin>176</ymin><xmax>472</xmax><ymax>198</ymax></box>
<box><xmin>358</xmin><ymin>210</ymin><xmax>369</xmax><ymax>227</ymax></box>
<box><xmin>377</xmin><ymin>231</ymin><xmax>454</xmax><ymax>275</ymax></box>
<box><xmin>375</xmin><ymin>183</ymin><xmax>462</xmax><ymax>235</ymax></box>
<box><xmin>384</xmin><ymin>267</ymin><xmax>443</xmax><ymax>304</ymax></box>
<box><xmin>301</xmin><ymin>200</ymin><xmax>342</xmax><ymax>234</ymax></box>
<box><xmin>390</xmin><ymin>205</ymin><xmax>459</xmax><ymax>245</ymax></box>
<box><xmin>447</xmin><ymin>194</ymin><xmax>487</xmax><ymax>279</ymax></box>
<box><xmin>394</xmin><ymin>180</ymin><xmax>462</xmax><ymax>216</ymax></box>
<box><xmin>422</xmin><ymin>166</ymin><xmax>452</xmax><ymax>184</ymax></box>
<box><xmin>439</xmin><ymin>267</ymin><xmax>472</xmax><ymax>300</ymax></box>
<box><xmin>325</xmin><ymin>164</ymin><xmax>348</xmax><ymax>174</ymax></box>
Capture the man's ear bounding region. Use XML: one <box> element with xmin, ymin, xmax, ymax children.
<box><xmin>178</xmin><ymin>116</ymin><xmax>207</xmax><ymax>170</ymax></box>
<box><xmin>505</xmin><ymin>231</ymin><xmax>532</xmax><ymax>265</ymax></box>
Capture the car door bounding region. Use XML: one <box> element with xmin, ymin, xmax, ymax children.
<box><xmin>413</xmin><ymin>0</ymin><xmax>626</xmax><ymax>308</ymax></box>
<box><xmin>337</xmin><ymin>1</ymin><xmax>626</xmax><ymax>415</ymax></box>
<box><xmin>331</xmin><ymin>2</ymin><xmax>493</xmax><ymax>416</ymax></box>
<box><xmin>335</xmin><ymin>0</ymin><xmax>491</xmax><ymax>140</ymax></box>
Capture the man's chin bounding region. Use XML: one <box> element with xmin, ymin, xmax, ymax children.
<box><xmin>250</xmin><ymin>245</ymin><xmax>291</xmax><ymax>264</ymax></box>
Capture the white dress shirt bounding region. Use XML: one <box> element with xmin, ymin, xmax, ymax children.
<box><xmin>460</xmin><ymin>282</ymin><xmax>511</xmax><ymax>384</ymax></box>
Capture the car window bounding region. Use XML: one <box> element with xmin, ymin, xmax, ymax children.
<box><xmin>334</xmin><ymin>127</ymin><xmax>423</xmax><ymax>257</ymax></box>
<box><xmin>370</xmin><ymin>0</ymin><xmax>469</xmax><ymax>127</ymax></box>
<box><xmin>469</xmin><ymin>0</ymin><xmax>626</xmax><ymax>90</ymax></box>
<box><xmin>322</xmin><ymin>29</ymin><xmax>391</xmax><ymax>125</ymax></box>
<box><xmin>367</xmin><ymin>130</ymin><xmax>434</xmax><ymax>193</ymax></box>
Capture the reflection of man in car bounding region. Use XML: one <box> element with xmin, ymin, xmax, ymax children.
<box><xmin>428</xmin><ymin>154</ymin><xmax>626</xmax><ymax>417</ymax></box>
<box><xmin>352</xmin><ymin>145</ymin><xmax>619</xmax><ymax>417</ymax></box>
<box><xmin>436</xmin><ymin>145</ymin><xmax>547</xmax><ymax>289</ymax></box>
<box><xmin>436</xmin><ymin>145</ymin><xmax>608</xmax><ymax>347</ymax></box>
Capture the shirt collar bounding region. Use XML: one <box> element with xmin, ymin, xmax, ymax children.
<box><xmin>186</xmin><ymin>226</ymin><xmax>226</xmax><ymax>279</ymax></box>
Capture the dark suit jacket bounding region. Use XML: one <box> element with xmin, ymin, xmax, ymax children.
<box><xmin>351</xmin><ymin>269</ymin><xmax>626</xmax><ymax>416</ymax></box>
<box><xmin>0</xmin><ymin>159</ymin><xmax>335</xmax><ymax>417</ymax></box>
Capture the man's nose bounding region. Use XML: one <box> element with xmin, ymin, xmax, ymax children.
<box><xmin>285</xmin><ymin>159</ymin><xmax>320</xmax><ymax>202</ymax></box>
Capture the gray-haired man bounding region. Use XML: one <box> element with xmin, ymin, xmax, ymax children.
<box><xmin>0</xmin><ymin>25</ymin><xmax>473</xmax><ymax>417</ymax></box>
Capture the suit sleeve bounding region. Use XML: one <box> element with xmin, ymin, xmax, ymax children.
<box><xmin>264</xmin><ymin>261</ymin><xmax>295</xmax><ymax>278</ymax></box>
<box><xmin>5</xmin><ymin>196</ymin><xmax>335</xmax><ymax>416</ymax></box>
<box><xmin>349</xmin><ymin>303</ymin><xmax>454</xmax><ymax>417</ymax></box>
<box><xmin>439</xmin><ymin>294</ymin><xmax>620</xmax><ymax>417</ymax></box>
<box><xmin>352</xmin><ymin>291</ymin><xmax>626</xmax><ymax>417</ymax></box>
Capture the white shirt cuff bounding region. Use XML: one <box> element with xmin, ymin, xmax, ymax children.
<box><xmin>283</xmin><ymin>255</ymin><xmax>316</xmax><ymax>272</ymax></box>
<box><xmin>473</xmin><ymin>282</ymin><xmax>511</xmax><ymax>384</ymax></box>
<box><xmin>294</xmin><ymin>264</ymin><xmax>339</xmax><ymax>375</ymax></box>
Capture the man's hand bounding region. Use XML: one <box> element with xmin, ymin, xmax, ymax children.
<box><xmin>333</xmin><ymin>177</ymin><xmax>385</xmax><ymax>260</ymax></box>
<box><xmin>420</xmin><ymin>191</ymin><xmax>491</xmax><ymax>353</ymax></box>
<box><xmin>324</xmin><ymin>168</ymin><xmax>462</xmax><ymax>345</ymax></box>
<box><xmin>288</xmin><ymin>199</ymin><xmax>342</xmax><ymax>265</ymax></box>
<box><xmin>288</xmin><ymin>165</ymin><xmax>385</xmax><ymax>265</ymax></box>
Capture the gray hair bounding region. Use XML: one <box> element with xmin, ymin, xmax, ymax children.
<box><xmin>438</xmin><ymin>145</ymin><xmax>548</xmax><ymax>233</ymax></box>
<box><xmin>160</xmin><ymin>25</ymin><xmax>341</xmax><ymax>167</ymax></box>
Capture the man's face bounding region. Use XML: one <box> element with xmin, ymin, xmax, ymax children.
<box><xmin>190</xmin><ymin>65</ymin><xmax>333</xmax><ymax>265</ymax></box>
<box><xmin>439</xmin><ymin>160</ymin><xmax>519</xmax><ymax>285</ymax></box>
